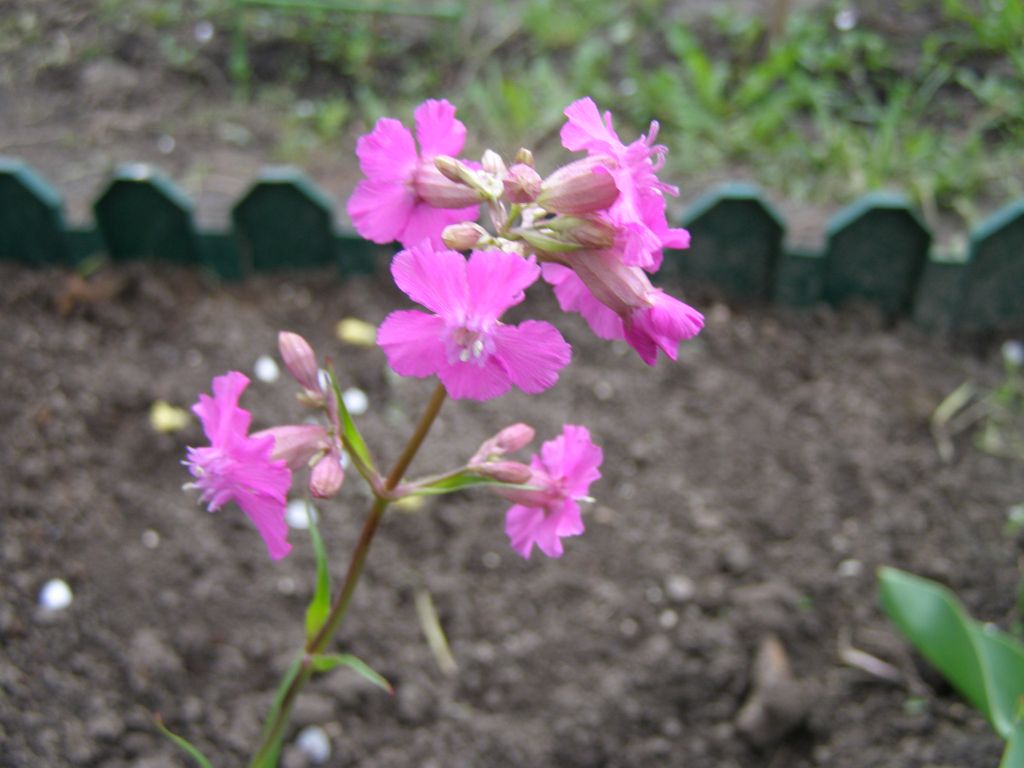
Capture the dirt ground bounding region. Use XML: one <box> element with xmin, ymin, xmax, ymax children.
<box><xmin>2</xmin><ymin>260</ymin><xmax>1022</xmax><ymax>767</ymax></box>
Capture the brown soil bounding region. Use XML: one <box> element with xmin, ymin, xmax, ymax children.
<box><xmin>2</xmin><ymin>262</ymin><xmax>1021</xmax><ymax>767</ymax></box>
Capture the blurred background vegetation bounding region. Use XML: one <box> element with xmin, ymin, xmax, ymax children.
<box><xmin>3</xmin><ymin>0</ymin><xmax>1023</xmax><ymax>233</ymax></box>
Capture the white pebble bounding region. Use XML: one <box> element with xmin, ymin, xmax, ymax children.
<box><xmin>665</xmin><ymin>574</ymin><xmax>696</xmax><ymax>602</ymax></box>
<box><xmin>837</xmin><ymin>558</ymin><xmax>863</xmax><ymax>578</ymax></box>
<box><xmin>659</xmin><ymin>609</ymin><xmax>679</xmax><ymax>629</ymax></box>
<box><xmin>834</xmin><ymin>7</ymin><xmax>858</xmax><ymax>30</ymax></box>
<box><xmin>141</xmin><ymin>529</ymin><xmax>160</xmax><ymax>549</ymax></box>
<box><xmin>342</xmin><ymin>387</ymin><xmax>369</xmax><ymax>415</ymax></box>
<box><xmin>156</xmin><ymin>134</ymin><xmax>175</xmax><ymax>155</ymax></box>
<box><xmin>39</xmin><ymin>579</ymin><xmax>73</xmax><ymax>611</ymax></box>
<box><xmin>619</xmin><ymin>617</ymin><xmax>639</xmax><ymax>637</ymax></box>
<box><xmin>1003</xmin><ymin>340</ymin><xmax>1024</xmax><ymax>368</ymax></box>
<box><xmin>254</xmin><ymin>355</ymin><xmax>279</xmax><ymax>383</ymax></box>
<box><xmin>296</xmin><ymin>725</ymin><xmax>331</xmax><ymax>764</ymax></box>
<box><xmin>193</xmin><ymin>20</ymin><xmax>214</xmax><ymax>43</ymax></box>
<box><xmin>285</xmin><ymin>500</ymin><xmax>318</xmax><ymax>530</ymax></box>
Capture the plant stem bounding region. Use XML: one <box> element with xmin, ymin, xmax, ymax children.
<box><xmin>249</xmin><ymin>382</ymin><xmax>447</xmax><ymax>767</ymax></box>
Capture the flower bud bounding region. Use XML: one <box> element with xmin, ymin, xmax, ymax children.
<box><xmin>514</xmin><ymin>147</ymin><xmax>535</xmax><ymax>167</ymax></box>
<box><xmin>471</xmin><ymin>423</ymin><xmax>535</xmax><ymax>464</ymax></box>
<box><xmin>442</xmin><ymin>222</ymin><xmax>489</xmax><ymax>251</ymax></box>
<box><xmin>279</xmin><ymin>331</ymin><xmax>320</xmax><ymax>392</ymax></box>
<box><xmin>547</xmin><ymin>216</ymin><xmax>617</xmax><ymax>249</ymax></box>
<box><xmin>309</xmin><ymin>453</ymin><xmax>345</xmax><ymax>499</ymax></box>
<box><xmin>481</xmin><ymin>149</ymin><xmax>508</xmax><ymax>178</ymax></box>
<box><xmin>254</xmin><ymin>424</ymin><xmax>328</xmax><ymax>471</ymax></box>
<box><xmin>414</xmin><ymin>162</ymin><xmax>482</xmax><ymax>209</ymax></box>
<box><xmin>503</xmin><ymin>163</ymin><xmax>542</xmax><ymax>204</ymax></box>
<box><xmin>474</xmin><ymin>460</ymin><xmax>533</xmax><ymax>485</ymax></box>
<box><xmin>537</xmin><ymin>157</ymin><xmax>620</xmax><ymax>215</ymax></box>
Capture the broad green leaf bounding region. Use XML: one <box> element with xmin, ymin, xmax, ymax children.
<box><xmin>153</xmin><ymin>715</ymin><xmax>214</xmax><ymax>768</ymax></box>
<box><xmin>406</xmin><ymin>470</ymin><xmax>540</xmax><ymax>497</ymax></box>
<box><xmin>251</xmin><ymin>656</ymin><xmax>303</xmax><ymax>768</ymax></box>
<box><xmin>879</xmin><ymin>567</ymin><xmax>1024</xmax><ymax>738</ymax></box>
<box><xmin>311</xmin><ymin>653</ymin><xmax>393</xmax><ymax>694</ymax></box>
<box><xmin>304</xmin><ymin>502</ymin><xmax>331</xmax><ymax>643</ymax></box>
<box><xmin>325</xmin><ymin>365</ymin><xmax>375</xmax><ymax>475</ymax></box>
<box><xmin>1002</xmin><ymin>720</ymin><xmax>1024</xmax><ymax>768</ymax></box>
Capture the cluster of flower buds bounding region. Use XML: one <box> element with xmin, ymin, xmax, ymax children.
<box><xmin>348</xmin><ymin>97</ymin><xmax>704</xmax><ymax>366</ymax></box>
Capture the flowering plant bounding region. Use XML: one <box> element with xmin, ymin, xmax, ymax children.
<box><xmin>169</xmin><ymin>97</ymin><xmax>703</xmax><ymax>766</ymax></box>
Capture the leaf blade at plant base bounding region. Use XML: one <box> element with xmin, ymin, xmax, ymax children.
<box><xmin>303</xmin><ymin>501</ymin><xmax>331</xmax><ymax>643</ymax></box>
<box><xmin>310</xmin><ymin>653</ymin><xmax>393</xmax><ymax>694</ymax></box>
<box><xmin>878</xmin><ymin>566</ymin><xmax>1024</xmax><ymax>738</ymax></box>
<box><xmin>153</xmin><ymin>715</ymin><xmax>214</xmax><ymax>768</ymax></box>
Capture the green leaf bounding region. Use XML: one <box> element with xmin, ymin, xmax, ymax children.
<box><xmin>1002</xmin><ymin>721</ymin><xmax>1024</xmax><ymax>768</ymax></box>
<box><xmin>405</xmin><ymin>470</ymin><xmax>539</xmax><ymax>497</ymax></box>
<box><xmin>325</xmin><ymin>365</ymin><xmax>375</xmax><ymax>475</ymax></box>
<box><xmin>879</xmin><ymin>567</ymin><xmax>1024</xmax><ymax>739</ymax></box>
<box><xmin>311</xmin><ymin>653</ymin><xmax>393</xmax><ymax>694</ymax></box>
<box><xmin>251</xmin><ymin>656</ymin><xmax>303</xmax><ymax>768</ymax></box>
<box><xmin>153</xmin><ymin>715</ymin><xmax>214</xmax><ymax>768</ymax></box>
<box><xmin>303</xmin><ymin>502</ymin><xmax>331</xmax><ymax>643</ymax></box>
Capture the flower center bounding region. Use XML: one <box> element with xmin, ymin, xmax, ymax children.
<box><xmin>447</xmin><ymin>325</ymin><xmax>493</xmax><ymax>367</ymax></box>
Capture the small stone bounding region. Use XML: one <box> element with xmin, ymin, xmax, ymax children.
<box><xmin>665</xmin><ymin>575</ymin><xmax>696</xmax><ymax>602</ymax></box>
<box><xmin>141</xmin><ymin>529</ymin><xmax>160</xmax><ymax>549</ymax></box>
<box><xmin>342</xmin><ymin>387</ymin><xmax>368</xmax><ymax>415</ymax></box>
<box><xmin>254</xmin><ymin>355</ymin><xmax>280</xmax><ymax>383</ymax></box>
<box><xmin>837</xmin><ymin>558</ymin><xmax>863</xmax><ymax>578</ymax></box>
<box><xmin>286</xmin><ymin>500</ymin><xmax>318</xmax><ymax>530</ymax></box>
<box><xmin>39</xmin><ymin>579</ymin><xmax>73</xmax><ymax>612</ymax></box>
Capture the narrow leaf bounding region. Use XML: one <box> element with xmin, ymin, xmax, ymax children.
<box><xmin>153</xmin><ymin>715</ymin><xmax>214</xmax><ymax>768</ymax></box>
<box><xmin>325</xmin><ymin>365</ymin><xmax>375</xmax><ymax>474</ymax></box>
<box><xmin>879</xmin><ymin>567</ymin><xmax>1024</xmax><ymax>739</ymax></box>
<box><xmin>252</xmin><ymin>656</ymin><xmax>303</xmax><ymax>766</ymax></box>
<box><xmin>415</xmin><ymin>588</ymin><xmax>458</xmax><ymax>676</ymax></box>
<box><xmin>1001</xmin><ymin>721</ymin><xmax>1024</xmax><ymax>768</ymax></box>
<box><xmin>407</xmin><ymin>470</ymin><xmax>540</xmax><ymax>497</ymax></box>
<box><xmin>304</xmin><ymin>502</ymin><xmax>331</xmax><ymax>643</ymax></box>
<box><xmin>311</xmin><ymin>653</ymin><xmax>393</xmax><ymax>694</ymax></box>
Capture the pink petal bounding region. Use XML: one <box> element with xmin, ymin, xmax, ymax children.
<box><xmin>390</xmin><ymin>241</ymin><xmax>468</xmax><ymax>317</ymax></box>
<box><xmin>542</xmin><ymin>264</ymin><xmax>625</xmax><ymax>341</ymax></box>
<box><xmin>561</xmin><ymin>97</ymin><xmax>621</xmax><ymax>155</ymax></box>
<box><xmin>355</xmin><ymin>118</ymin><xmax>418</xmax><ymax>182</ymax></box>
<box><xmin>347</xmin><ymin>178</ymin><xmax>416</xmax><ymax>245</ymax></box>
<box><xmin>438</xmin><ymin>356</ymin><xmax>512</xmax><ymax>401</ymax></box>
<box><xmin>377</xmin><ymin>310</ymin><xmax>448</xmax><ymax>377</ymax></box>
<box><xmin>192</xmin><ymin>371</ymin><xmax>252</xmax><ymax>444</ymax></box>
<box><xmin>624</xmin><ymin>291</ymin><xmax>704</xmax><ymax>365</ymax></box>
<box><xmin>491</xmin><ymin>321</ymin><xmax>571</xmax><ymax>395</ymax></box>
<box><xmin>398</xmin><ymin>202</ymin><xmax>478</xmax><ymax>250</ymax></box>
<box><xmin>505</xmin><ymin>504</ymin><xmax>545</xmax><ymax>559</ymax></box>
<box><xmin>414</xmin><ymin>99</ymin><xmax>467</xmax><ymax>158</ymax></box>
<box><xmin>554</xmin><ymin>498</ymin><xmax>585</xmax><ymax>537</ymax></box>
<box><xmin>236</xmin><ymin>492</ymin><xmax>292</xmax><ymax>560</ymax></box>
<box><xmin>465</xmin><ymin>249</ymin><xmax>540</xmax><ymax>320</ymax></box>
<box><xmin>540</xmin><ymin>425</ymin><xmax>602</xmax><ymax>498</ymax></box>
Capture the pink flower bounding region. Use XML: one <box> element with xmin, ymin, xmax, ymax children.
<box><xmin>347</xmin><ymin>99</ymin><xmax>481</xmax><ymax>249</ymax></box>
<box><xmin>560</xmin><ymin>97</ymin><xmax>690</xmax><ymax>272</ymax></box>
<box><xmin>543</xmin><ymin>254</ymin><xmax>704</xmax><ymax>366</ymax></box>
<box><xmin>377</xmin><ymin>241</ymin><xmax>572</xmax><ymax>401</ymax></box>
<box><xmin>185</xmin><ymin>372</ymin><xmax>293</xmax><ymax>560</ymax></box>
<box><xmin>502</xmin><ymin>425</ymin><xmax>602</xmax><ymax>559</ymax></box>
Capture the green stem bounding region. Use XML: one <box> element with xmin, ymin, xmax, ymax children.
<box><xmin>249</xmin><ymin>382</ymin><xmax>447</xmax><ymax>767</ymax></box>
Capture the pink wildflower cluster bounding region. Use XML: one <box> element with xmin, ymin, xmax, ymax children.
<box><xmin>349</xmin><ymin>96</ymin><xmax>704</xmax><ymax>367</ymax></box>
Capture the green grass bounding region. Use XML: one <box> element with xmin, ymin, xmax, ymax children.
<box><xmin>50</xmin><ymin>0</ymin><xmax>1024</xmax><ymax>229</ymax></box>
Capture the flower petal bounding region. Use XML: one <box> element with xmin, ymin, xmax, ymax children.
<box><xmin>347</xmin><ymin>178</ymin><xmax>416</xmax><ymax>245</ymax></box>
<box><xmin>505</xmin><ymin>504</ymin><xmax>545</xmax><ymax>559</ymax></box>
<box><xmin>398</xmin><ymin>202</ymin><xmax>479</xmax><ymax>250</ymax></box>
<box><xmin>491</xmin><ymin>321</ymin><xmax>571</xmax><ymax>395</ymax></box>
<box><xmin>437</xmin><ymin>355</ymin><xmax>512</xmax><ymax>401</ymax></box>
<box><xmin>539</xmin><ymin>425</ymin><xmax>602</xmax><ymax>498</ymax></box>
<box><xmin>390</xmin><ymin>241</ymin><xmax>468</xmax><ymax>318</ymax></box>
<box><xmin>542</xmin><ymin>264</ymin><xmax>624</xmax><ymax>341</ymax></box>
<box><xmin>377</xmin><ymin>310</ymin><xmax>448</xmax><ymax>377</ymax></box>
<box><xmin>236</xmin><ymin>492</ymin><xmax>292</xmax><ymax>560</ymax></box>
<box><xmin>414</xmin><ymin>99</ymin><xmax>467</xmax><ymax>158</ymax></box>
<box><xmin>192</xmin><ymin>371</ymin><xmax>252</xmax><ymax>445</ymax></box>
<box><xmin>355</xmin><ymin>118</ymin><xmax>418</xmax><ymax>182</ymax></box>
<box><xmin>561</xmin><ymin>97</ymin><xmax>621</xmax><ymax>155</ymax></box>
<box><xmin>465</xmin><ymin>249</ymin><xmax>540</xmax><ymax>320</ymax></box>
